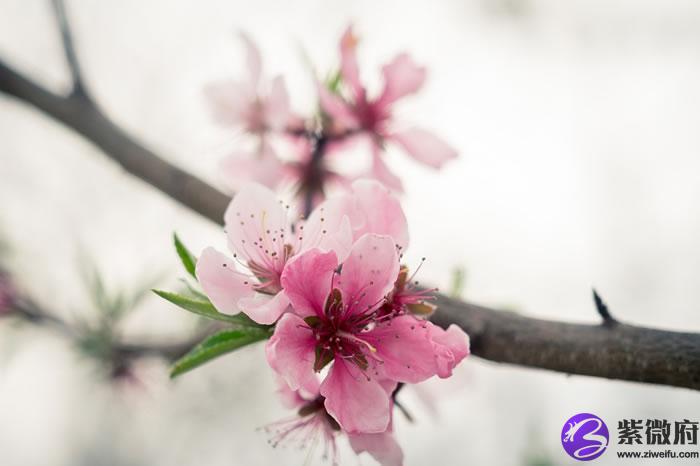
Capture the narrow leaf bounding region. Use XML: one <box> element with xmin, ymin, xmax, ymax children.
<box><xmin>173</xmin><ymin>233</ymin><xmax>197</xmax><ymax>279</ymax></box>
<box><xmin>171</xmin><ymin>328</ymin><xmax>269</xmax><ymax>377</ymax></box>
<box><xmin>326</xmin><ymin>69</ymin><xmax>343</xmax><ymax>94</ymax></box>
<box><xmin>178</xmin><ymin>278</ymin><xmax>208</xmax><ymax>301</ymax></box>
<box><xmin>153</xmin><ymin>289</ymin><xmax>260</xmax><ymax>328</ymax></box>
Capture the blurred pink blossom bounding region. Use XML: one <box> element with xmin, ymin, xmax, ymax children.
<box><xmin>218</xmin><ymin>142</ymin><xmax>285</xmax><ymax>192</ymax></box>
<box><xmin>318</xmin><ymin>26</ymin><xmax>458</xmax><ymax>192</ymax></box>
<box><xmin>205</xmin><ymin>33</ymin><xmax>290</xmax><ymax>135</ymax></box>
<box><xmin>205</xmin><ymin>33</ymin><xmax>291</xmax><ymax>191</ymax></box>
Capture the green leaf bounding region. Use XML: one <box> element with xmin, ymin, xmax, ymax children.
<box><xmin>170</xmin><ymin>328</ymin><xmax>270</xmax><ymax>378</ymax></box>
<box><xmin>173</xmin><ymin>233</ymin><xmax>197</xmax><ymax>279</ymax></box>
<box><xmin>326</xmin><ymin>69</ymin><xmax>343</xmax><ymax>94</ymax></box>
<box><xmin>152</xmin><ymin>289</ymin><xmax>261</xmax><ymax>328</ymax></box>
<box><xmin>177</xmin><ymin>278</ymin><xmax>208</xmax><ymax>301</ymax></box>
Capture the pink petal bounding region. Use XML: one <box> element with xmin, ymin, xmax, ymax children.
<box><xmin>195</xmin><ymin>247</ymin><xmax>254</xmax><ymax>315</ymax></box>
<box><xmin>280</xmin><ymin>248</ymin><xmax>338</xmax><ymax>318</ymax></box>
<box><xmin>302</xmin><ymin>179</ymin><xmax>408</xmax><ymax>253</ymax></box>
<box><xmin>239</xmin><ymin>32</ymin><xmax>262</xmax><ymax>88</ymax></box>
<box><xmin>318</xmin><ymin>83</ymin><xmax>359</xmax><ymax>129</ymax></box>
<box><xmin>348</xmin><ymin>179</ymin><xmax>409</xmax><ymax>251</ymax></box>
<box><xmin>370</xmin><ymin>150</ymin><xmax>404</xmax><ymax>193</ymax></box>
<box><xmin>337</xmin><ymin>234</ymin><xmax>399</xmax><ymax>317</ymax></box>
<box><xmin>378</xmin><ymin>378</ymin><xmax>399</xmax><ymax>396</ymax></box>
<box><xmin>320</xmin><ymin>359</ymin><xmax>391</xmax><ymax>433</ymax></box>
<box><xmin>219</xmin><ymin>147</ymin><xmax>285</xmax><ymax>193</ymax></box>
<box><xmin>367</xmin><ymin>315</ymin><xmax>438</xmax><ymax>383</ymax></box>
<box><xmin>430</xmin><ymin>324</ymin><xmax>470</xmax><ymax>378</ymax></box>
<box><xmin>348</xmin><ymin>431</ymin><xmax>404</xmax><ymax>466</ymax></box>
<box><xmin>275</xmin><ymin>376</ymin><xmax>310</xmax><ymax>409</ymax></box>
<box><xmin>266</xmin><ymin>313</ymin><xmax>320</xmax><ymax>397</ymax></box>
<box><xmin>390</xmin><ymin>128</ymin><xmax>458</xmax><ymax>169</ymax></box>
<box><xmin>237</xmin><ymin>290</ymin><xmax>290</xmax><ymax>325</ymax></box>
<box><xmin>324</xmin><ymin>130</ymin><xmax>363</xmax><ymax>156</ymax></box>
<box><xmin>300</xmin><ymin>213</ymin><xmax>354</xmax><ymax>263</ymax></box>
<box><xmin>377</xmin><ymin>53</ymin><xmax>426</xmax><ymax>107</ymax></box>
<box><xmin>203</xmin><ymin>79</ymin><xmax>253</xmax><ymax>127</ymax></box>
<box><xmin>259</xmin><ymin>138</ymin><xmax>279</xmax><ymax>160</ymax></box>
<box><xmin>339</xmin><ymin>26</ymin><xmax>365</xmax><ymax>101</ymax></box>
<box><xmin>320</xmin><ymin>215</ymin><xmax>354</xmax><ymax>262</ymax></box>
<box><xmin>300</xmin><ymin>194</ymin><xmax>356</xmax><ymax>259</ymax></box>
<box><xmin>223</xmin><ymin>183</ymin><xmax>289</xmax><ymax>266</ymax></box>
<box><xmin>263</xmin><ymin>75</ymin><xmax>290</xmax><ymax>131</ymax></box>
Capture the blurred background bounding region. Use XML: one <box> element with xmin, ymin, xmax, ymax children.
<box><xmin>2</xmin><ymin>0</ymin><xmax>700</xmax><ymax>465</ymax></box>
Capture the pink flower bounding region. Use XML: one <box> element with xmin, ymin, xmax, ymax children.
<box><xmin>264</xmin><ymin>378</ymin><xmax>403</xmax><ymax>466</ymax></box>
<box><xmin>196</xmin><ymin>179</ymin><xmax>408</xmax><ymax>324</ymax></box>
<box><xmin>266</xmin><ymin>234</ymin><xmax>469</xmax><ymax>433</ymax></box>
<box><xmin>264</xmin><ymin>380</ymin><xmax>340</xmax><ymax>463</ymax></box>
<box><xmin>205</xmin><ymin>33</ymin><xmax>290</xmax><ymax>135</ymax></box>
<box><xmin>381</xmin><ymin>264</ymin><xmax>438</xmax><ymax>317</ymax></box>
<box><xmin>219</xmin><ymin>141</ymin><xmax>285</xmax><ymax>192</ymax></box>
<box><xmin>205</xmin><ymin>33</ymin><xmax>291</xmax><ymax>190</ymax></box>
<box><xmin>319</xmin><ymin>26</ymin><xmax>458</xmax><ymax>192</ymax></box>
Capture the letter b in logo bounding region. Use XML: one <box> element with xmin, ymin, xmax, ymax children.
<box><xmin>561</xmin><ymin>413</ymin><xmax>609</xmax><ymax>461</ymax></box>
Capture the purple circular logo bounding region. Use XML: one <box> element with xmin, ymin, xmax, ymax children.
<box><xmin>561</xmin><ymin>413</ymin><xmax>609</xmax><ymax>461</ymax></box>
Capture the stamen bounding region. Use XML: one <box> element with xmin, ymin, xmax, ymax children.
<box><xmin>336</xmin><ymin>330</ymin><xmax>377</xmax><ymax>353</ymax></box>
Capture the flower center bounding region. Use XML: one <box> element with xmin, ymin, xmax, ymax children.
<box><xmin>305</xmin><ymin>288</ymin><xmax>383</xmax><ymax>373</ymax></box>
<box><xmin>234</xmin><ymin>243</ymin><xmax>294</xmax><ymax>295</ymax></box>
<box><xmin>247</xmin><ymin>259</ymin><xmax>284</xmax><ymax>295</ymax></box>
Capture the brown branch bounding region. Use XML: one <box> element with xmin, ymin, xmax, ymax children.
<box><xmin>12</xmin><ymin>297</ymin><xmax>200</xmax><ymax>362</ymax></box>
<box><xmin>1</xmin><ymin>8</ymin><xmax>700</xmax><ymax>391</ymax></box>
<box><xmin>0</xmin><ymin>59</ymin><xmax>229</xmax><ymax>225</ymax></box>
<box><xmin>431</xmin><ymin>295</ymin><xmax>700</xmax><ymax>391</ymax></box>
<box><xmin>50</xmin><ymin>0</ymin><xmax>88</xmax><ymax>98</ymax></box>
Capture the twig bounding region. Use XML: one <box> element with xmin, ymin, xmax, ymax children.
<box><xmin>391</xmin><ymin>383</ymin><xmax>414</xmax><ymax>422</ymax></box>
<box><xmin>50</xmin><ymin>0</ymin><xmax>88</xmax><ymax>99</ymax></box>
<box><xmin>0</xmin><ymin>59</ymin><xmax>229</xmax><ymax>224</ymax></box>
<box><xmin>393</xmin><ymin>398</ymin><xmax>414</xmax><ymax>423</ymax></box>
<box><xmin>302</xmin><ymin>132</ymin><xmax>327</xmax><ymax>218</ymax></box>
<box><xmin>12</xmin><ymin>297</ymin><xmax>202</xmax><ymax>362</ymax></box>
<box><xmin>12</xmin><ymin>296</ymin><xmax>76</xmax><ymax>336</ymax></box>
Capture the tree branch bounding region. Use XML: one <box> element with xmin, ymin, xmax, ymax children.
<box><xmin>0</xmin><ymin>58</ymin><xmax>229</xmax><ymax>224</ymax></box>
<box><xmin>430</xmin><ymin>294</ymin><xmax>700</xmax><ymax>391</ymax></box>
<box><xmin>50</xmin><ymin>0</ymin><xmax>88</xmax><ymax>98</ymax></box>
<box><xmin>1</xmin><ymin>13</ymin><xmax>699</xmax><ymax>391</ymax></box>
<box><xmin>12</xmin><ymin>297</ymin><xmax>200</xmax><ymax>362</ymax></box>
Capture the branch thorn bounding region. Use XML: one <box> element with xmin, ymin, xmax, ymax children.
<box><xmin>592</xmin><ymin>288</ymin><xmax>617</xmax><ymax>326</ymax></box>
